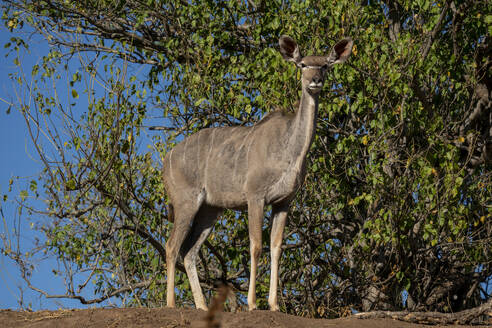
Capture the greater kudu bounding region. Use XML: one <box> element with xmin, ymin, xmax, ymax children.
<box><xmin>163</xmin><ymin>35</ymin><xmax>353</xmax><ymax>311</ymax></box>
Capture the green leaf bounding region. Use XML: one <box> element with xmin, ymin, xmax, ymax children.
<box><xmin>29</xmin><ymin>180</ymin><xmax>37</xmax><ymax>192</ymax></box>
<box><xmin>20</xmin><ymin>190</ymin><xmax>28</xmax><ymax>202</ymax></box>
<box><xmin>194</xmin><ymin>98</ymin><xmax>207</xmax><ymax>107</ymax></box>
<box><xmin>66</xmin><ymin>179</ymin><xmax>76</xmax><ymax>190</ymax></box>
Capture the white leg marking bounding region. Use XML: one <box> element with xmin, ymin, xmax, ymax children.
<box><xmin>268</xmin><ymin>209</ymin><xmax>287</xmax><ymax>311</ymax></box>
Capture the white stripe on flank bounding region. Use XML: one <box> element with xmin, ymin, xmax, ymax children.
<box><xmin>169</xmin><ymin>147</ymin><xmax>176</xmax><ymax>187</ymax></box>
<box><xmin>197</xmin><ymin>131</ymin><xmax>201</xmax><ymax>182</ymax></box>
<box><xmin>233</xmin><ymin>126</ymin><xmax>255</xmax><ymax>184</ymax></box>
<box><xmin>244</xmin><ymin>127</ymin><xmax>257</xmax><ymax>189</ymax></box>
<box><xmin>204</xmin><ymin>128</ymin><xmax>216</xmax><ymax>189</ymax></box>
<box><xmin>183</xmin><ymin>135</ymin><xmax>188</xmax><ymax>166</ymax></box>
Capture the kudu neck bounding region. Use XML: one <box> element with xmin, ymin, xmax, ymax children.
<box><xmin>294</xmin><ymin>88</ymin><xmax>319</xmax><ymax>135</ymax></box>
<box><xmin>286</xmin><ymin>88</ymin><xmax>319</xmax><ymax>159</ymax></box>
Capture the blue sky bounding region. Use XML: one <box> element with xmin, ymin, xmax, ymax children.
<box><xmin>0</xmin><ymin>21</ymin><xmax>164</xmax><ymax>310</ymax></box>
<box><xmin>0</xmin><ymin>25</ymin><xmax>107</xmax><ymax>311</ymax></box>
<box><xmin>0</xmin><ymin>25</ymin><xmax>43</xmax><ymax>310</ymax></box>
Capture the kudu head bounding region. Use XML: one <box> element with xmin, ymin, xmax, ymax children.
<box><xmin>279</xmin><ymin>35</ymin><xmax>353</xmax><ymax>95</ymax></box>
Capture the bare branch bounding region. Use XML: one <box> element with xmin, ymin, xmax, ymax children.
<box><xmin>355</xmin><ymin>297</ymin><xmax>492</xmax><ymax>325</ymax></box>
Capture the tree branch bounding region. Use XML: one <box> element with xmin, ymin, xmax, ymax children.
<box><xmin>420</xmin><ymin>1</ymin><xmax>450</xmax><ymax>61</ymax></box>
<box><xmin>354</xmin><ymin>297</ymin><xmax>492</xmax><ymax>325</ymax></box>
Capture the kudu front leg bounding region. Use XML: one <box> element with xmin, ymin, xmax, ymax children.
<box><xmin>268</xmin><ymin>203</ymin><xmax>288</xmax><ymax>311</ymax></box>
<box><xmin>247</xmin><ymin>198</ymin><xmax>265</xmax><ymax>311</ymax></box>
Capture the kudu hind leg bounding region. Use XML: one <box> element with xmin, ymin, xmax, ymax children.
<box><xmin>165</xmin><ymin>200</ymin><xmax>201</xmax><ymax>308</ymax></box>
<box><xmin>180</xmin><ymin>205</ymin><xmax>220</xmax><ymax>310</ymax></box>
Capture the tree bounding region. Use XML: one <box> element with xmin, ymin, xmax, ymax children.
<box><xmin>1</xmin><ymin>0</ymin><xmax>491</xmax><ymax>320</ymax></box>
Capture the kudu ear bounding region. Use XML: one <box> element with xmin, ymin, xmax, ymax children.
<box><xmin>279</xmin><ymin>35</ymin><xmax>302</xmax><ymax>64</ymax></box>
<box><xmin>327</xmin><ymin>38</ymin><xmax>353</xmax><ymax>66</ymax></box>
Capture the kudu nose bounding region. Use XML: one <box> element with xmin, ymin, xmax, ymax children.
<box><xmin>312</xmin><ymin>75</ymin><xmax>322</xmax><ymax>84</ymax></box>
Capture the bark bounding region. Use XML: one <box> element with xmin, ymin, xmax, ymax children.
<box><xmin>355</xmin><ymin>298</ymin><xmax>492</xmax><ymax>325</ymax></box>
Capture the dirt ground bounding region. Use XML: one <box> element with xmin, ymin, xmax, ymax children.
<box><xmin>0</xmin><ymin>307</ymin><xmax>489</xmax><ymax>328</ymax></box>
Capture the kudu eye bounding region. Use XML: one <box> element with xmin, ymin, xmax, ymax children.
<box><xmin>300</xmin><ymin>63</ymin><xmax>307</xmax><ymax>68</ymax></box>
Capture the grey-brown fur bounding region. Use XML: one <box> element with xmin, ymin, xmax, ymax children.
<box><xmin>163</xmin><ymin>35</ymin><xmax>353</xmax><ymax>311</ymax></box>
